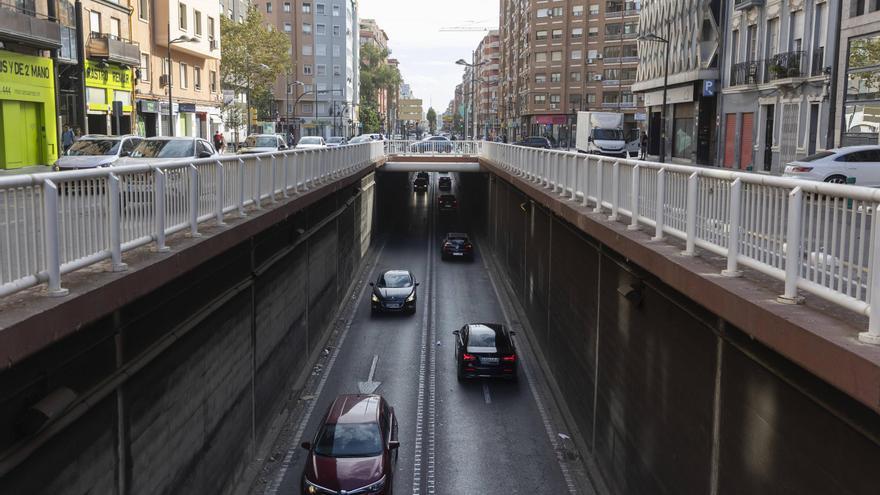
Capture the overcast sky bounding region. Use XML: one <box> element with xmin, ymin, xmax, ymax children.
<box><xmin>359</xmin><ymin>0</ymin><xmax>499</xmax><ymax>113</ymax></box>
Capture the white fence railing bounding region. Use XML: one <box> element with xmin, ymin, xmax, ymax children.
<box><xmin>385</xmin><ymin>140</ymin><xmax>483</xmax><ymax>156</ymax></box>
<box><xmin>0</xmin><ymin>142</ymin><xmax>383</xmax><ymax>298</ymax></box>
<box><xmin>481</xmin><ymin>142</ymin><xmax>880</xmax><ymax>343</ymax></box>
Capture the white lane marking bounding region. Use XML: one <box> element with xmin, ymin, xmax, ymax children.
<box><xmin>482</xmin><ymin>382</ymin><xmax>492</xmax><ymax>404</ymax></box>
<box><xmin>427</xmin><ymin>220</ymin><xmax>437</xmax><ymax>495</ymax></box>
<box><xmin>265</xmin><ymin>242</ymin><xmax>386</xmax><ymax>495</ymax></box>
<box><xmin>412</xmin><ymin>181</ymin><xmax>434</xmax><ymax>495</ymax></box>
<box><xmin>358</xmin><ymin>355</ymin><xmax>381</xmax><ymax>394</ymax></box>
<box><xmin>482</xmin><ymin>254</ymin><xmax>580</xmax><ymax>495</ymax></box>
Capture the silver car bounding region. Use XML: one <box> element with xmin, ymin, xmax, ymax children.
<box><xmin>54</xmin><ymin>135</ymin><xmax>143</xmax><ymax>170</ymax></box>
<box><xmin>116</xmin><ymin>136</ymin><xmax>218</xmax><ymax>166</ymax></box>
<box><xmin>238</xmin><ymin>134</ymin><xmax>288</xmax><ymax>154</ymax></box>
<box><xmin>326</xmin><ymin>136</ymin><xmax>347</xmax><ymax>147</ymax></box>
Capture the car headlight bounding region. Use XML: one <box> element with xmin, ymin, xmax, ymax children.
<box><xmin>406</xmin><ymin>291</ymin><xmax>415</xmax><ymax>302</ymax></box>
<box><xmin>371</xmin><ymin>294</ymin><xmax>380</xmax><ymax>302</ymax></box>
<box><xmin>303</xmin><ymin>479</ymin><xmax>332</xmax><ymax>494</ymax></box>
<box><xmin>362</xmin><ymin>476</ymin><xmax>386</xmax><ymax>493</ymax></box>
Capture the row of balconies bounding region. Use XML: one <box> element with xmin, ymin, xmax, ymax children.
<box><xmin>728</xmin><ymin>48</ymin><xmax>825</xmax><ymax>87</ymax></box>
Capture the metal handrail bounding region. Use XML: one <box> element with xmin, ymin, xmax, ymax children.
<box><xmin>0</xmin><ymin>142</ymin><xmax>384</xmax><ymax>299</ymax></box>
<box><xmin>480</xmin><ymin>142</ymin><xmax>880</xmax><ymax>342</ymax></box>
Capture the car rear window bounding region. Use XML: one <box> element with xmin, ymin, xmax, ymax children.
<box><xmin>314</xmin><ymin>423</ymin><xmax>382</xmax><ymax>457</ymax></box>
<box><xmin>799</xmin><ymin>151</ymin><xmax>835</xmax><ymax>162</ymax></box>
<box><xmin>468</xmin><ymin>327</ymin><xmax>497</xmax><ymax>347</ymax></box>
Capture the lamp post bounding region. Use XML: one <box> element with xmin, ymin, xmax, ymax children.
<box><xmin>290</xmin><ymin>86</ymin><xmax>315</xmax><ymax>142</ymax></box>
<box><xmin>166</xmin><ymin>24</ymin><xmax>197</xmax><ymax>137</ymax></box>
<box><xmin>638</xmin><ymin>31</ymin><xmax>670</xmax><ymax>163</ymax></box>
<box><xmin>287</xmin><ymin>78</ymin><xmax>304</xmax><ymax>143</ymax></box>
<box><xmin>456</xmin><ymin>54</ymin><xmax>487</xmax><ymax>140</ymax></box>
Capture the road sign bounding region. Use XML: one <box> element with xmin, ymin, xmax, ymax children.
<box><xmin>703</xmin><ymin>80</ymin><xmax>717</xmax><ymax>97</ymax></box>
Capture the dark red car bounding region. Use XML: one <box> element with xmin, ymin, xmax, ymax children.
<box><xmin>301</xmin><ymin>394</ymin><xmax>399</xmax><ymax>494</ymax></box>
<box><xmin>438</xmin><ymin>194</ymin><xmax>458</xmax><ymax>212</ymax></box>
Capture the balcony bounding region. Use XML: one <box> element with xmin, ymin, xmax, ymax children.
<box><xmin>729</xmin><ymin>61</ymin><xmax>760</xmax><ymax>87</ymax></box>
<box><xmin>87</xmin><ymin>33</ymin><xmax>141</xmax><ymax>66</ymax></box>
<box><xmin>734</xmin><ymin>0</ymin><xmax>765</xmax><ymax>10</ymax></box>
<box><xmin>0</xmin><ymin>1</ymin><xmax>62</xmax><ymax>50</ymax></box>
<box><xmin>764</xmin><ymin>50</ymin><xmax>805</xmax><ymax>82</ymax></box>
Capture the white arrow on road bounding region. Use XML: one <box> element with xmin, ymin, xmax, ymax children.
<box><xmin>358</xmin><ymin>355</ymin><xmax>382</xmax><ymax>394</ymax></box>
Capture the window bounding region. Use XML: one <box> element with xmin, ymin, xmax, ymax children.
<box><xmin>570</xmin><ymin>71</ymin><xmax>581</xmax><ymax>82</ymax></box>
<box><xmin>316</xmin><ymin>44</ymin><xmax>326</xmax><ymax>55</ymax></box>
<box><xmin>571</xmin><ymin>49</ymin><xmax>582</xmax><ymax>60</ymax></box>
<box><xmin>283</xmin><ymin>2</ymin><xmax>290</xmax><ymax>12</ymax></box>
<box><xmin>110</xmin><ymin>17</ymin><xmax>120</xmax><ymax>39</ymax></box>
<box><xmin>210</xmin><ymin>70</ymin><xmax>217</xmax><ymax>92</ymax></box>
<box><xmin>535</xmin><ymin>73</ymin><xmax>546</xmax><ymax>84</ymax></box>
<box><xmin>178</xmin><ymin>3</ymin><xmax>186</xmax><ymax>30</ymax></box>
<box><xmin>333</xmin><ymin>24</ymin><xmax>341</xmax><ymax>36</ymax></box>
<box><xmin>534</xmin><ymin>94</ymin><xmax>546</xmax><ymax>104</ymax></box>
<box><xmin>284</xmin><ymin>23</ymin><xmax>292</xmax><ymax>32</ymax></box>
<box><xmin>316</xmin><ymin>3</ymin><xmax>325</xmax><ymax>14</ymax></box>
<box><xmin>587</xmin><ymin>93</ymin><xmax>597</xmax><ymax>103</ymax></box>
<box><xmin>208</xmin><ymin>17</ymin><xmax>215</xmax><ymax>44</ymax></box>
<box><xmin>550</xmin><ymin>94</ymin><xmax>560</xmax><ymax>109</ymax></box>
<box><xmin>536</xmin><ymin>30</ymin><xmax>547</xmax><ymax>41</ymax></box>
<box><xmin>303</xmin><ymin>64</ymin><xmax>313</xmax><ymax>75</ymax></box>
<box><xmin>552</xmin><ymin>29</ymin><xmax>563</xmax><ymax>40</ymax></box>
<box><xmin>140</xmin><ymin>53</ymin><xmax>150</xmax><ymax>81</ymax></box>
<box><xmin>333</xmin><ymin>64</ymin><xmax>341</xmax><ymax>76</ymax></box>
<box><xmin>89</xmin><ymin>11</ymin><xmax>100</xmax><ymax>34</ymax></box>
<box><xmin>317</xmin><ymin>64</ymin><xmax>326</xmax><ymax>75</ymax></box>
<box><xmin>266</xmin><ymin>2</ymin><xmax>272</xmax><ymax>13</ymax></box>
<box><xmin>139</xmin><ymin>0</ymin><xmax>149</xmax><ymax>20</ymax></box>
<box><xmin>550</xmin><ymin>73</ymin><xmax>561</xmax><ymax>83</ymax></box>
<box><xmin>179</xmin><ymin>62</ymin><xmax>187</xmax><ymax>89</ymax></box>
<box><xmin>673</xmin><ymin>103</ymin><xmax>695</xmax><ymax>158</ymax></box>
<box><xmin>332</xmin><ymin>4</ymin><xmax>339</xmax><ymax>16</ymax></box>
<box><xmin>317</xmin><ymin>23</ymin><xmax>326</xmax><ymax>35</ymax></box>
<box><xmin>589</xmin><ymin>4</ymin><xmax>599</xmax><ymax>15</ymax></box>
<box><xmin>303</xmin><ymin>23</ymin><xmax>312</xmax><ymax>34</ymax></box>
<box><xmin>573</xmin><ymin>5</ymin><xmax>584</xmax><ymax>16</ymax></box>
<box><xmin>588</xmin><ymin>27</ymin><xmax>599</xmax><ymax>38</ymax></box>
<box><xmin>302</xmin><ymin>44</ymin><xmax>312</xmax><ymax>55</ymax></box>
<box><xmin>194</xmin><ymin>66</ymin><xmax>201</xmax><ymax>90</ymax></box>
<box><xmin>194</xmin><ymin>10</ymin><xmax>202</xmax><ymax>36</ymax></box>
<box><xmin>332</xmin><ymin>44</ymin><xmax>340</xmax><ymax>56</ymax></box>
<box><xmin>551</xmin><ymin>7</ymin><xmax>563</xmax><ymax>16</ymax></box>
<box><xmin>303</xmin><ymin>2</ymin><xmax>311</xmax><ymax>13</ymax></box>
<box><xmin>535</xmin><ymin>52</ymin><xmax>547</xmax><ymax>63</ymax></box>
<box><xmin>571</xmin><ymin>28</ymin><xmax>583</xmax><ymax>39</ymax></box>
<box><xmin>551</xmin><ymin>51</ymin><xmax>562</xmax><ymax>62</ymax></box>
<box><xmin>302</xmin><ymin>102</ymin><xmax>313</xmax><ymax>114</ymax></box>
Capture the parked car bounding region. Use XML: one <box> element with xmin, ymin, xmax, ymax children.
<box><xmin>409</xmin><ymin>136</ymin><xmax>453</xmax><ymax>153</ymax></box>
<box><xmin>438</xmin><ymin>176</ymin><xmax>452</xmax><ymax>191</ymax></box>
<box><xmin>783</xmin><ymin>146</ymin><xmax>880</xmax><ymax>186</ymax></box>
<box><xmin>413</xmin><ymin>176</ymin><xmax>428</xmax><ymax>192</ymax></box>
<box><xmin>370</xmin><ymin>270</ymin><xmax>419</xmax><ymax>314</ymax></box>
<box><xmin>326</xmin><ymin>136</ymin><xmax>347</xmax><ymax>147</ymax></box>
<box><xmin>348</xmin><ymin>135</ymin><xmax>372</xmax><ymax>144</ymax></box>
<box><xmin>237</xmin><ymin>134</ymin><xmax>287</xmax><ymax>154</ymax></box>
<box><xmin>438</xmin><ymin>194</ymin><xmax>458</xmax><ymax>212</ymax></box>
<box><xmin>441</xmin><ymin>233</ymin><xmax>474</xmax><ymax>260</ymax></box>
<box><xmin>301</xmin><ymin>394</ymin><xmax>399</xmax><ymax>495</ymax></box>
<box><xmin>453</xmin><ymin>323</ymin><xmax>518</xmax><ymax>381</ymax></box>
<box><xmin>296</xmin><ymin>136</ymin><xmax>327</xmax><ymax>150</ymax></box>
<box><xmin>515</xmin><ymin>136</ymin><xmax>552</xmax><ymax>149</ymax></box>
<box><xmin>116</xmin><ymin>136</ymin><xmax>218</xmax><ymax>166</ymax></box>
<box><xmin>54</xmin><ymin>135</ymin><xmax>142</xmax><ymax>170</ymax></box>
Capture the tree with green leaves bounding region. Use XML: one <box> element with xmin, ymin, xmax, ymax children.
<box><xmin>360</xmin><ymin>105</ymin><xmax>381</xmax><ymax>133</ymax></box>
<box><xmin>427</xmin><ymin>107</ymin><xmax>437</xmax><ymax>135</ymax></box>
<box><xmin>220</xmin><ymin>6</ymin><xmax>291</xmax><ymax>138</ymax></box>
<box><xmin>359</xmin><ymin>43</ymin><xmax>402</xmax><ymax>133</ymax></box>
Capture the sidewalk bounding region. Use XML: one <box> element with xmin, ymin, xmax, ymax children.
<box><xmin>0</xmin><ymin>165</ymin><xmax>52</xmax><ymax>177</ymax></box>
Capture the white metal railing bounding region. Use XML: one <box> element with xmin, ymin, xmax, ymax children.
<box><xmin>481</xmin><ymin>142</ymin><xmax>880</xmax><ymax>342</ymax></box>
<box><xmin>0</xmin><ymin>142</ymin><xmax>383</xmax><ymax>298</ymax></box>
<box><xmin>385</xmin><ymin>140</ymin><xmax>483</xmax><ymax>157</ymax></box>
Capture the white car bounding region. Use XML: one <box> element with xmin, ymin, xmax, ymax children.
<box><xmin>54</xmin><ymin>135</ymin><xmax>143</xmax><ymax>170</ymax></box>
<box><xmin>348</xmin><ymin>135</ymin><xmax>371</xmax><ymax>144</ymax></box>
<box><xmin>116</xmin><ymin>136</ymin><xmax>218</xmax><ymax>166</ymax></box>
<box><xmin>783</xmin><ymin>146</ymin><xmax>880</xmax><ymax>187</ymax></box>
<box><xmin>238</xmin><ymin>134</ymin><xmax>288</xmax><ymax>154</ymax></box>
<box><xmin>325</xmin><ymin>136</ymin><xmax>347</xmax><ymax>148</ymax></box>
<box><xmin>295</xmin><ymin>136</ymin><xmax>327</xmax><ymax>149</ymax></box>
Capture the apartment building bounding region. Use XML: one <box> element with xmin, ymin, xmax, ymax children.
<box><xmin>221</xmin><ymin>0</ymin><xmax>251</xmax><ymax>22</ymax></box>
<box><xmin>720</xmin><ymin>0</ymin><xmax>838</xmax><ymax>173</ymax></box>
<box><xmin>837</xmin><ymin>1</ymin><xmax>880</xmax><ymax>150</ymax></box>
<box><xmin>633</xmin><ymin>0</ymin><xmax>721</xmax><ymax>165</ymax></box>
<box><xmin>0</xmin><ymin>0</ymin><xmax>65</xmax><ymax>168</ymax></box>
<box><xmin>476</xmin><ymin>30</ymin><xmax>501</xmax><ymax>139</ymax></box>
<box><xmin>132</xmin><ymin>0</ymin><xmax>223</xmax><ymax>138</ymax></box>
<box><xmin>360</xmin><ymin>18</ymin><xmax>390</xmax><ymax>131</ymax></box>
<box><xmin>498</xmin><ymin>0</ymin><xmax>643</xmax><ymax>145</ymax></box>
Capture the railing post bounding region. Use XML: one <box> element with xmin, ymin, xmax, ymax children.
<box><xmin>593</xmin><ymin>159</ymin><xmax>604</xmax><ymax>213</ymax></box>
<box><xmin>107</xmin><ymin>174</ymin><xmax>127</xmax><ymax>272</ymax></box>
<box><xmin>42</xmin><ymin>180</ymin><xmax>69</xmax><ymax>297</ymax></box>
<box><xmin>154</xmin><ymin>168</ymin><xmax>170</xmax><ymax>252</ymax></box>
<box><xmin>215</xmin><ymin>161</ymin><xmax>226</xmax><ymax>225</ymax></box>
<box><xmin>859</xmin><ymin>201</ymin><xmax>880</xmax><ymax>344</ymax></box>
<box><xmin>652</xmin><ymin>168</ymin><xmax>666</xmax><ymax>241</ymax></box>
<box><xmin>721</xmin><ymin>178</ymin><xmax>743</xmax><ymax>277</ymax></box>
<box><xmin>271</xmin><ymin>154</ymin><xmax>278</xmax><ymax>203</ymax></box>
<box><xmin>254</xmin><ymin>156</ymin><xmax>262</xmax><ymax>209</ymax></box>
<box><xmin>282</xmin><ymin>153</ymin><xmax>290</xmax><ymax>197</ymax></box>
<box><xmin>628</xmin><ymin>165</ymin><xmax>640</xmax><ymax>230</ymax></box>
<box><xmin>609</xmin><ymin>161</ymin><xmax>620</xmax><ymax>221</ymax></box>
<box><xmin>188</xmin><ymin>164</ymin><xmax>201</xmax><ymax>238</ymax></box>
<box><xmin>681</xmin><ymin>172</ymin><xmax>698</xmax><ymax>254</ymax></box>
<box><xmin>581</xmin><ymin>156</ymin><xmax>590</xmax><ymax>207</ymax></box>
<box><xmin>571</xmin><ymin>155</ymin><xmax>580</xmax><ymax>201</ymax></box>
<box><xmin>778</xmin><ymin>186</ymin><xmax>804</xmax><ymax>303</ymax></box>
<box><xmin>238</xmin><ymin>158</ymin><xmax>246</xmax><ymax>217</ymax></box>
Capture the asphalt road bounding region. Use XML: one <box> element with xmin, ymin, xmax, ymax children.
<box><xmin>263</xmin><ymin>172</ymin><xmax>578</xmax><ymax>494</ymax></box>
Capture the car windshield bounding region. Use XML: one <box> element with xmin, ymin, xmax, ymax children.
<box><xmin>313</xmin><ymin>423</ymin><xmax>383</xmax><ymax>458</ymax></box>
<box><xmin>593</xmin><ymin>129</ymin><xmax>624</xmax><ymax>140</ymax></box>
<box><xmin>299</xmin><ymin>137</ymin><xmax>322</xmax><ymax>145</ymax></box>
<box><xmin>327</xmin><ymin>137</ymin><xmax>344</xmax><ymax>143</ymax></box>
<box><xmin>130</xmin><ymin>140</ymin><xmax>194</xmax><ymax>158</ymax></box>
<box><xmin>245</xmin><ymin>136</ymin><xmax>277</xmax><ymax>147</ymax></box>
<box><xmin>378</xmin><ymin>272</ymin><xmax>412</xmax><ymax>288</ymax></box>
<box><xmin>799</xmin><ymin>151</ymin><xmax>836</xmax><ymax>162</ymax></box>
<box><xmin>67</xmin><ymin>139</ymin><xmax>121</xmax><ymax>156</ymax></box>
<box><xmin>468</xmin><ymin>327</ymin><xmax>497</xmax><ymax>347</ymax></box>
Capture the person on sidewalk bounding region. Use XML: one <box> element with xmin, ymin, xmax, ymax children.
<box><xmin>61</xmin><ymin>125</ymin><xmax>75</xmax><ymax>153</ymax></box>
<box><xmin>213</xmin><ymin>131</ymin><xmax>225</xmax><ymax>153</ymax></box>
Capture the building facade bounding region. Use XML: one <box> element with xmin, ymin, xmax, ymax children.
<box><xmin>399</xmin><ymin>97</ymin><xmax>422</xmax><ymax>135</ymax></box>
<box><xmin>836</xmin><ymin>0</ymin><xmax>880</xmax><ymax>150</ymax></box>
<box><xmin>132</xmin><ymin>0</ymin><xmax>223</xmax><ymax>138</ymax></box>
<box><xmin>476</xmin><ymin>30</ymin><xmax>501</xmax><ymax>140</ymax></box>
<box><xmin>359</xmin><ymin>18</ymin><xmax>390</xmax><ymax>131</ymax></box>
<box><xmin>633</xmin><ymin>0</ymin><xmax>721</xmax><ymax>165</ymax></box>
<box><xmin>499</xmin><ymin>0</ymin><xmax>644</xmax><ymax>146</ymax></box>
<box><xmin>720</xmin><ymin>0</ymin><xmax>838</xmax><ymax>173</ymax></box>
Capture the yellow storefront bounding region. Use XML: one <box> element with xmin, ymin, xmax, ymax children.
<box><xmin>84</xmin><ymin>60</ymin><xmax>134</xmax><ymax>135</ymax></box>
<box><xmin>0</xmin><ymin>50</ymin><xmax>58</xmax><ymax>169</ymax></box>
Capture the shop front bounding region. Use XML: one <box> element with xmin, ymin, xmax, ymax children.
<box><xmin>0</xmin><ymin>50</ymin><xmax>59</xmax><ymax>169</ymax></box>
<box><xmin>137</xmin><ymin>99</ymin><xmax>160</xmax><ymax>137</ymax></box>
<box><xmin>531</xmin><ymin>115</ymin><xmax>567</xmax><ymax>146</ymax></box>
<box><xmin>84</xmin><ymin>60</ymin><xmax>133</xmax><ymax>135</ymax></box>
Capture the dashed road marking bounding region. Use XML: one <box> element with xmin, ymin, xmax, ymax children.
<box><xmin>482</xmin><ymin>382</ymin><xmax>492</xmax><ymax>404</ymax></box>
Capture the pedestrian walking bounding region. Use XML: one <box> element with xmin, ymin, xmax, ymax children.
<box><xmin>74</xmin><ymin>127</ymin><xmax>82</xmax><ymax>140</ymax></box>
<box><xmin>213</xmin><ymin>131</ymin><xmax>225</xmax><ymax>153</ymax></box>
<box><xmin>287</xmin><ymin>131</ymin><xmax>295</xmax><ymax>147</ymax></box>
<box><xmin>502</xmin><ymin>133</ymin><xmax>507</xmax><ymax>144</ymax></box>
<box><xmin>61</xmin><ymin>125</ymin><xmax>75</xmax><ymax>153</ymax></box>
<box><xmin>640</xmin><ymin>132</ymin><xmax>648</xmax><ymax>160</ymax></box>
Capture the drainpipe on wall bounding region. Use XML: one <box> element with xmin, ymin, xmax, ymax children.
<box><xmin>714</xmin><ymin>0</ymin><xmax>730</xmax><ymax>168</ymax></box>
<box><xmin>825</xmin><ymin>2</ymin><xmax>844</xmax><ymax>149</ymax></box>
<box><xmin>75</xmin><ymin>0</ymin><xmax>88</xmax><ymax>134</ymax></box>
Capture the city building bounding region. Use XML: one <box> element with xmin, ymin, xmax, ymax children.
<box><xmin>499</xmin><ymin>0</ymin><xmax>644</xmax><ymax>146</ymax></box>
<box><xmin>132</xmin><ymin>0</ymin><xmax>223</xmax><ymax>137</ymax></box>
<box><xmin>399</xmin><ymin>97</ymin><xmax>423</xmax><ymax>135</ymax></box>
<box><xmin>633</xmin><ymin>0</ymin><xmax>721</xmax><ymax>165</ymax></box>
<box><xmin>221</xmin><ymin>0</ymin><xmax>251</xmax><ymax>22</ymax></box>
<box><xmin>360</xmin><ymin>18</ymin><xmax>390</xmax><ymax>131</ymax></box>
<box><xmin>836</xmin><ymin>1</ymin><xmax>880</xmax><ymax>150</ymax></box>
<box><xmin>476</xmin><ymin>30</ymin><xmax>501</xmax><ymax>140</ymax></box>
<box><xmin>0</xmin><ymin>0</ymin><xmax>65</xmax><ymax>168</ymax></box>
<box><xmin>720</xmin><ymin>0</ymin><xmax>838</xmax><ymax>172</ymax></box>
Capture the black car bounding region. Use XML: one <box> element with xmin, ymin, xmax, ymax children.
<box><xmin>438</xmin><ymin>194</ymin><xmax>458</xmax><ymax>212</ymax></box>
<box><xmin>370</xmin><ymin>270</ymin><xmax>419</xmax><ymax>314</ymax></box>
<box><xmin>413</xmin><ymin>177</ymin><xmax>428</xmax><ymax>192</ymax></box>
<box><xmin>453</xmin><ymin>323</ymin><xmax>518</xmax><ymax>381</ymax></box>
<box><xmin>416</xmin><ymin>171</ymin><xmax>429</xmax><ymax>180</ymax></box>
<box><xmin>441</xmin><ymin>233</ymin><xmax>473</xmax><ymax>260</ymax></box>
<box><xmin>515</xmin><ymin>136</ymin><xmax>552</xmax><ymax>149</ymax></box>
<box><xmin>438</xmin><ymin>176</ymin><xmax>452</xmax><ymax>191</ymax></box>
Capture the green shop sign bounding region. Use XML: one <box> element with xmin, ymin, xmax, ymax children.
<box><xmin>0</xmin><ymin>50</ymin><xmax>54</xmax><ymax>103</ymax></box>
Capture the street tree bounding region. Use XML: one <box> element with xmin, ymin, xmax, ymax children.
<box><xmin>427</xmin><ymin>107</ymin><xmax>437</xmax><ymax>134</ymax></box>
<box><xmin>360</xmin><ymin>105</ymin><xmax>381</xmax><ymax>134</ymax></box>
<box><xmin>359</xmin><ymin>43</ymin><xmax>402</xmax><ymax>133</ymax></box>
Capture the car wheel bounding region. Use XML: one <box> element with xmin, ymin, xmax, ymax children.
<box><xmin>408</xmin><ymin>307</ymin><xmax>416</xmax><ymax>315</ymax></box>
<box><xmin>824</xmin><ymin>174</ymin><xmax>848</xmax><ymax>184</ymax></box>
<box><xmin>457</xmin><ymin>367</ymin><xmax>465</xmax><ymax>382</ymax></box>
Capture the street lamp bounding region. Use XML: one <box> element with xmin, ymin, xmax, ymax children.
<box><xmin>287</xmin><ymin>78</ymin><xmax>304</xmax><ymax>142</ymax></box>
<box><xmin>166</xmin><ymin>24</ymin><xmax>197</xmax><ymax>136</ymax></box>
<box><xmin>456</xmin><ymin>55</ymin><xmax>487</xmax><ymax>140</ymax></box>
<box><xmin>638</xmin><ymin>31</ymin><xmax>670</xmax><ymax>163</ymax></box>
